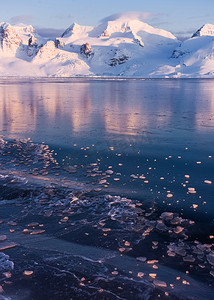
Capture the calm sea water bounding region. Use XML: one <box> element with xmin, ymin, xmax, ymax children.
<box><xmin>0</xmin><ymin>78</ymin><xmax>214</xmax><ymax>299</ymax></box>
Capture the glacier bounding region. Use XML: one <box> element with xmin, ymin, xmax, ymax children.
<box><xmin>0</xmin><ymin>17</ymin><xmax>214</xmax><ymax>77</ymax></box>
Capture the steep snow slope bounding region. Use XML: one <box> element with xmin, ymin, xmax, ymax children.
<box><xmin>156</xmin><ymin>25</ymin><xmax>214</xmax><ymax>78</ymax></box>
<box><xmin>0</xmin><ymin>17</ymin><xmax>213</xmax><ymax>77</ymax></box>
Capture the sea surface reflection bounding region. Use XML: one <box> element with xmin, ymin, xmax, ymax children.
<box><xmin>0</xmin><ymin>79</ymin><xmax>214</xmax><ymax>148</ymax></box>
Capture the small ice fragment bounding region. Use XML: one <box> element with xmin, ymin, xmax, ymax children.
<box><xmin>167</xmin><ymin>250</ymin><xmax>175</xmax><ymax>257</ymax></box>
<box><xmin>161</xmin><ymin>212</ymin><xmax>174</xmax><ymax>219</ymax></box>
<box><xmin>188</xmin><ymin>187</ymin><xmax>196</xmax><ymax>194</ymax></box>
<box><xmin>174</xmin><ymin>226</ymin><xmax>184</xmax><ymax>234</ymax></box>
<box><xmin>204</xmin><ymin>180</ymin><xmax>212</xmax><ymax>185</ymax></box>
<box><xmin>111</xmin><ymin>271</ymin><xmax>118</xmax><ymax>275</ymax></box>
<box><xmin>137</xmin><ymin>272</ymin><xmax>144</xmax><ymax>278</ymax></box>
<box><xmin>7</xmin><ymin>222</ymin><xmax>17</xmax><ymax>226</ymax></box>
<box><xmin>28</xmin><ymin>222</ymin><xmax>39</xmax><ymax>227</ymax></box>
<box><xmin>30</xmin><ymin>230</ymin><xmax>45</xmax><ymax>235</ymax></box>
<box><xmin>106</xmin><ymin>170</ymin><xmax>114</xmax><ymax>175</ymax></box>
<box><xmin>0</xmin><ymin>235</ymin><xmax>7</xmax><ymax>242</ymax></box>
<box><xmin>207</xmin><ymin>253</ymin><xmax>214</xmax><ymax>265</ymax></box>
<box><xmin>147</xmin><ymin>260</ymin><xmax>158</xmax><ymax>264</ymax></box>
<box><xmin>153</xmin><ymin>280</ymin><xmax>167</xmax><ymax>288</ymax></box>
<box><xmin>136</xmin><ymin>257</ymin><xmax>147</xmax><ymax>262</ymax></box>
<box><xmin>99</xmin><ymin>179</ymin><xmax>107</xmax><ymax>185</ymax></box>
<box><xmin>167</xmin><ymin>194</ymin><xmax>173</xmax><ymax>198</ymax></box>
<box><xmin>119</xmin><ymin>248</ymin><xmax>125</xmax><ymax>253</ymax></box>
<box><xmin>183</xmin><ymin>255</ymin><xmax>195</xmax><ymax>263</ymax></box>
<box><xmin>24</xmin><ymin>270</ymin><xmax>33</xmax><ymax>276</ymax></box>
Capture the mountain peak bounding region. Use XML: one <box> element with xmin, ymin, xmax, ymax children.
<box><xmin>97</xmin><ymin>18</ymin><xmax>176</xmax><ymax>41</ymax></box>
<box><xmin>61</xmin><ymin>22</ymin><xmax>93</xmax><ymax>37</ymax></box>
<box><xmin>192</xmin><ymin>24</ymin><xmax>214</xmax><ymax>37</ymax></box>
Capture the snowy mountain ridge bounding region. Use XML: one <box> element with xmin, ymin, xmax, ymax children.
<box><xmin>0</xmin><ymin>17</ymin><xmax>213</xmax><ymax>78</ymax></box>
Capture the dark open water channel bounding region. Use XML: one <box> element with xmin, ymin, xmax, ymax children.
<box><xmin>0</xmin><ymin>78</ymin><xmax>214</xmax><ymax>299</ymax></box>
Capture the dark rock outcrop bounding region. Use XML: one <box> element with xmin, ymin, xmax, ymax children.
<box><xmin>109</xmin><ymin>54</ymin><xmax>129</xmax><ymax>66</ymax></box>
<box><xmin>55</xmin><ymin>38</ymin><xmax>65</xmax><ymax>48</ymax></box>
<box><xmin>80</xmin><ymin>43</ymin><xmax>93</xmax><ymax>58</ymax></box>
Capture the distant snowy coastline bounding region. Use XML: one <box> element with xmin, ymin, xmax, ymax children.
<box><xmin>0</xmin><ymin>18</ymin><xmax>214</xmax><ymax>78</ymax></box>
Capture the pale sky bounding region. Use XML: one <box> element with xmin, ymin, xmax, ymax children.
<box><xmin>1</xmin><ymin>0</ymin><xmax>214</xmax><ymax>39</ymax></box>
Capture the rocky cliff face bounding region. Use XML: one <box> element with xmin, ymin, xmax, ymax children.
<box><xmin>192</xmin><ymin>24</ymin><xmax>214</xmax><ymax>37</ymax></box>
<box><xmin>80</xmin><ymin>43</ymin><xmax>93</xmax><ymax>58</ymax></box>
<box><xmin>0</xmin><ymin>23</ymin><xmax>23</xmax><ymax>54</ymax></box>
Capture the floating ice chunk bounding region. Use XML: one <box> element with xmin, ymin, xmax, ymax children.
<box><xmin>111</xmin><ymin>271</ymin><xmax>118</xmax><ymax>275</ymax></box>
<box><xmin>188</xmin><ymin>187</ymin><xmax>196</xmax><ymax>194</ymax></box>
<box><xmin>0</xmin><ymin>242</ymin><xmax>17</xmax><ymax>251</ymax></box>
<box><xmin>156</xmin><ymin>221</ymin><xmax>168</xmax><ymax>232</ymax></box>
<box><xmin>30</xmin><ymin>229</ymin><xmax>45</xmax><ymax>235</ymax></box>
<box><xmin>161</xmin><ymin>212</ymin><xmax>174</xmax><ymax>219</ymax></box>
<box><xmin>63</xmin><ymin>166</ymin><xmax>77</xmax><ymax>174</ymax></box>
<box><xmin>147</xmin><ymin>260</ymin><xmax>158</xmax><ymax>264</ymax></box>
<box><xmin>130</xmin><ymin>174</ymin><xmax>138</xmax><ymax>179</ymax></box>
<box><xmin>119</xmin><ymin>248</ymin><xmax>125</xmax><ymax>253</ymax></box>
<box><xmin>183</xmin><ymin>255</ymin><xmax>195</xmax><ymax>263</ymax></box>
<box><xmin>167</xmin><ymin>193</ymin><xmax>173</xmax><ymax>198</ymax></box>
<box><xmin>207</xmin><ymin>253</ymin><xmax>214</xmax><ymax>265</ymax></box>
<box><xmin>106</xmin><ymin>170</ymin><xmax>114</xmax><ymax>175</ymax></box>
<box><xmin>153</xmin><ymin>280</ymin><xmax>167</xmax><ymax>288</ymax></box>
<box><xmin>0</xmin><ymin>253</ymin><xmax>14</xmax><ymax>273</ymax></box>
<box><xmin>174</xmin><ymin>226</ymin><xmax>184</xmax><ymax>234</ymax></box>
<box><xmin>99</xmin><ymin>179</ymin><xmax>107</xmax><ymax>185</ymax></box>
<box><xmin>0</xmin><ymin>235</ymin><xmax>7</xmax><ymax>242</ymax></box>
<box><xmin>136</xmin><ymin>257</ymin><xmax>147</xmax><ymax>262</ymax></box>
<box><xmin>24</xmin><ymin>270</ymin><xmax>33</xmax><ymax>276</ymax></box>
<box><xmin>167</xmin><ymin>250</ymin><xmax>175</xmax><ymax>257</ymax></box>
<box><xmin>204</xmin><ymin>180</ymin><xmax>212</xmax><ymax>184</ymax></box>
<box><xmin>27</xmin><ymin>222</ymin><xmax>39</xmax><ymax>227</ymax></box>
<box><xmin>124</xmin><ymin>241</ymin><xmax>130</xmax><ymax>247</ymax></box>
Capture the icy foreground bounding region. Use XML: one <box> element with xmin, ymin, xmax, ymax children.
<box><xmin>0</xmin><ymin>18</ymin><xmax>214</xmax><ymax>77</ymax></box>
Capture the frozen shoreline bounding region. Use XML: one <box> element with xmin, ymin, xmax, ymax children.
<box><xmin>0</xmin><ymin>138</ymin><xmax>214</xmax><ymax>299</ymax></box>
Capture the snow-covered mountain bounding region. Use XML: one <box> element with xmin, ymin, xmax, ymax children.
<box><xmin>0</xmin><ymin>17</ymin><xmax>213</xmax><ymax>77</ymax></box>
<box><xmin>168</xmin><ymin>25</ymin><xmax>214</xmax><ymax>77</ymax></box>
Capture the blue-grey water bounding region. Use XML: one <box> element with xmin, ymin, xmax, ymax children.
<box><xmin>0</xmin><ymin>78</ymin><xmax>214</xmax><ymax>300</ymax></box>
